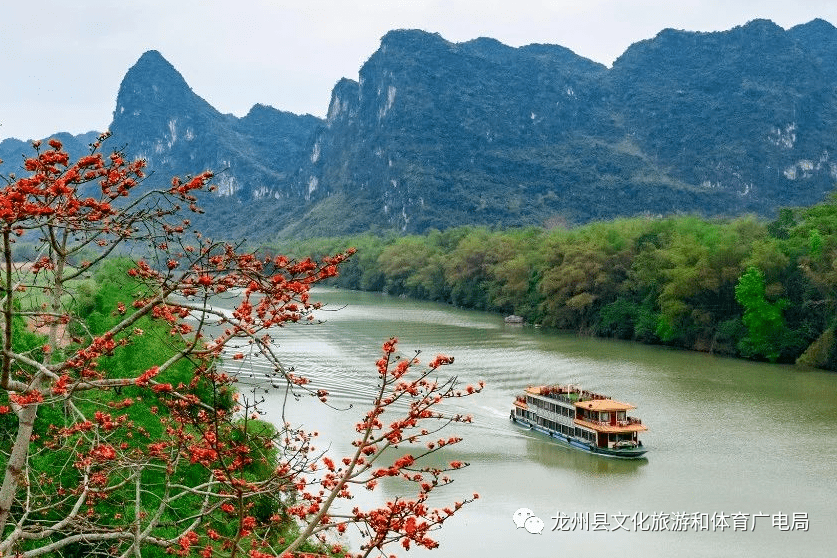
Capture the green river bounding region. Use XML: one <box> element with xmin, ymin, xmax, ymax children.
<box><xmin>224</xmin><ymin>288</ymin><xmax>837</xmax><ymax>557</ymax></box>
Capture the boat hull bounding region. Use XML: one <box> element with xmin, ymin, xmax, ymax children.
<box><xmin>511</xmin><ymin>413</ymin><xmax>648</xmax><ymax>459</ymax></box>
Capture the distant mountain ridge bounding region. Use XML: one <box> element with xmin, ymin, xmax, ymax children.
<box><xmin>2</xmin><ymin>18</ymin><xmax>837</xmax><ymax>241</ymax></box>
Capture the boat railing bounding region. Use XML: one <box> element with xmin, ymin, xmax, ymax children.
<box><xmin>582</xmin><ymin>418</ymin><xmax>642</xmax><ymax>428</ymax></box>
<box><xmin>542</xmin><ymin>392</ymin><xmax>577</xmax><ymax>404</ymax></box>
<box><xmin>538</xmin><ymin>386</ymin><xmax>610</xmax><ymax>404</ymax></box>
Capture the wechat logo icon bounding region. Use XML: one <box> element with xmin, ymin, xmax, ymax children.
<box><xmin>513</xmin><ymin>508</ymin><xmax>544</xmax><ymax>534</ymax></box>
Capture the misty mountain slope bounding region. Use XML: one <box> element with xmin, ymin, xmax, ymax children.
<box><xmin>107</xmin><ymin>50</ymin><xmax>322</xmax><ymax>238</ymax></box>
<box><xmin>4</xmin><ymin>19</ymin><xmax>837</xmax><ymax>241</ymax></box>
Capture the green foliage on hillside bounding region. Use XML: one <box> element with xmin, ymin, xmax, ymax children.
<box><xmin>735</xmin><ymin>267</ymin><xmax>790</xmax><ymax>362</ymax></box>
<box><xmin>2</xmin><ymin>258</ymin><xmax>337</xmax><ymax>557</ymax></box>
<box><xmin>277</xmin><ymin>196</ymin><xmax>837</xmax><ymax>369</ymax></box>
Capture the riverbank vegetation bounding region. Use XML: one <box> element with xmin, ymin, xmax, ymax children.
<box><xmin>279</xmin><ymin>196</ymin><xmax>837</xmax><ymax>370</ymax></box>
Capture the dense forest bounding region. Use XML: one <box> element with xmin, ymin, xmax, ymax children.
<box><xmin>274</xmin><ymin>195</ymin><xmax>837</xmax><ymax>370</ymax></box>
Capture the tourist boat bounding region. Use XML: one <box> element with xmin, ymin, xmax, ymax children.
<box><xmin>510</xmin><ymin>384</ymin><xmax>648</xmax><ymax>459</ymax></box>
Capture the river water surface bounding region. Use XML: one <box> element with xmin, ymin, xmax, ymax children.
<box><xmin>223</xmin><ymin>288</ymin><xmax>836</xmax><ymax>557</ymax></box>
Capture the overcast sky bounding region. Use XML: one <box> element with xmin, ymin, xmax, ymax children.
<box><xmin>1</xmin><ymin>0</ymin><xmax>835</xmax><ymax>141</ymax></box>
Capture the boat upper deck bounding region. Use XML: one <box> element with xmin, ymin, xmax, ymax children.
<box><xmin>523</xmin><ymin>384</ymin><xmax>647</xmax><ymax>432</ymax></box>
<box><xmin>574</xmin><ymin>417</ymin><xmax>648</xmax><ymax>433</ymax></box>
<box><xmin>575</xmin><ymin>398</ymin><xmax>635</xmax><ymax>412</ymax></box>
<box><xmin>526</xmin><ymin>384</ymin><xmax>614</xmax><ymax>406</ymax></box>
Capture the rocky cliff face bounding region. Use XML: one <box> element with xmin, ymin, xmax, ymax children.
<box><xmin>290</xmin><ymin>29</ymin><xmax>620</xmax><ymax>236</ymax></box>
<box><xmin>609</xmin><ymin>19</ymin><xmax>837</xmax><ymax>207</ymax></box>
<box><xmin>107</xmin><ymin>50</ymin><xmax>322</xmax><ymax>239</ymax></box>
<box><xmin>3</xmin><ymin>19</ymin><xmax>837</xmax><ymax>241</ymax></box>
<box><xmin>289</xmin><ymin>19</ymin><xmax>837</xmax><ymax>237</ymax></box>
